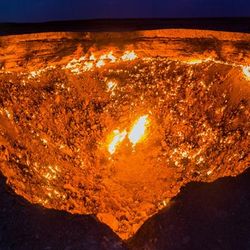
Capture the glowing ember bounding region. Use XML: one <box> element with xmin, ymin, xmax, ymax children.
<box><xmin>108</xmin><ymin>130</ymin><xmax>127</xmax><ymax>154</ymax></box>
<box><xmin>242</xmin><ymin>66</ymin><xmax>250</xmax><ymax>80</ymax></box>
<box><xmin>121</xmin><ymin>51</ymin><xmax>137</xmax><ymax>61</ymax></box>
<box><xmin>128</xmin><ymin>115</ymin><xmax>149</xmax><ymax>147</ymax></box>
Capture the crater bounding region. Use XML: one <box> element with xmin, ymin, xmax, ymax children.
<box><xmin>0</xmin><ymin>29</ymin><xmax>249</xmax><ymax>239</ymax></box>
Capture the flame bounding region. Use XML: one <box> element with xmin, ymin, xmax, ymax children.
<box><xmin>121</xmin><ymin>51</ymin><xmax>137</xmax><ymax>61</ymax></box>
<box><xmin>96</xmin><ymin>59</ymin><xmax>105</xmax><ymax>68</ymax></box>
<box><xmin>89</xmin><ymin>54</ymin><xmax>96</xmax><ymax>61</ymax></box>
<box><xmin>107</xmin><ymin>115</ymin><xmax>150</xmax><ymax>154</ymax></box>
<box><xmin>128</xmin><ymin>115</ymin><xmax>149</xmax><ymax>146</ymax></box>
<box><xmin>186</xmin><ymin>59</ymin><xmax>204</xmax><ymax>65</ymax></box>
<box><xmin>79</xmin><ymin>56</ymin><xmax>85</xmax><ymax>61</ymax></box>
<box><xmin>100</xmin><ymin>54</ymin><xmax>107</xmax><ymax>60</ymax></box>
<box><xmin>108</xmin><ymin>130</ymin><xmax>127</xmax><ymax>154</ymax></box>
<box><xmin>83</xmin><ymin>61</ymin><xmax>93</xmax><ymax>71</ymax></box>
<box><xmin>242</xmin><ymin>66</ymin><xmax>250</xmax><ymax>80</ymax></box>
<box><xmin>186</xmin><ymin>57</ymin><xmax>213</xmax><ymax>65</ymax></box>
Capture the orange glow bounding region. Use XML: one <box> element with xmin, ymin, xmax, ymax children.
<box><xmin>108</xmin><ymin>130</ymin><xmax>127</xmax><ymax>154</ymax></box>
<box><xmin>128</xmin><ymin>115</ymin><xmax>149</xmax><ymax>146</ymax></box>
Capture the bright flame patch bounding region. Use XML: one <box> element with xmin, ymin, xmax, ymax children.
<box><xmin>107</xmin><ymin>115</ymin><xmax>150</xmax><ymax>154</ymax></box>
<box><xmin>242</xmin><ymin>66</ymin><xmax>250</xmax><ymax>80</ymax></box>
<box><xmin>128</xmin><ymin>115</ymin><xmax>149</xmax><ymax>146</ymax></box>
<box><xmin>96</xmin><ymin>59</ymin><xmax>105</xmax><ymax>68</ymax></box>
<box><xmin>108</xmin><ymin>130</ymin><xmax>127</xmax><ymax>154</ymax></box>
<box><xmin>89</xmin><ymin>54</ymin><xmax>96</xmax><ymax>61</ymax></box>
<box><xmin>121</xmin><ymin>51</ymin><xmax>137</xmax><ymax>61</ymax></box>
<box><xmin>83</xmin><ymin>61</ymin><xmax>93</xmax><ymax>71</ymax></box>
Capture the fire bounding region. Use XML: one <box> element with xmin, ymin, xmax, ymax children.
<box><xmin>108</xmin><ymin>130</ymin><xmax>127</xmax><ymax>154</ymax></box>
<box><xmin>107</xmin><ymin>115</ymin><xmax>150</xmax><ymax>154</ymax></box>
<box><xmin>121</xmin><ymin>51</ymin><xmax>137</xmax><ymax>61</ymax></box>
<box><xmin>242</xmin><ymin>66</ymin><xmax>250</xmax><ymax>80</ymax></box>
<box><xmin>128</xmin><ymin>115</ymin><xmax>149</xmax><ymax>146</ymax></box>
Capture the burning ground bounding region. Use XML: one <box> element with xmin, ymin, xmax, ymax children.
<box><xmin>0</xmin><ymin>30</ymin><xmax>249</xmax><ymax>239</ymax></box>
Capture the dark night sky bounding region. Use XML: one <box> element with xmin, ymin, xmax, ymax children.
<box><xmin>0</xmin><ymin>0</ymin><xmax>250</xmax><ymax>23</ymax></box>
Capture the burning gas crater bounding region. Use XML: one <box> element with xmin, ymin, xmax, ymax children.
<box><xmin>0</xmin><ymin>47</ymin><xmax>250</xmax><ymax>240</ymax></box>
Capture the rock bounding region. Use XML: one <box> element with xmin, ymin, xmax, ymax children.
<box><xmin>97</xmin><ymin>213</ymin><xmax>119</xmax><ymax>231</ymax></box>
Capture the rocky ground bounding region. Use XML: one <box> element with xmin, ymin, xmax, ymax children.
<box><xmin>0</xmin><ymin>30</ymin><xmax>249</xmax><ymax>240</ymax></box>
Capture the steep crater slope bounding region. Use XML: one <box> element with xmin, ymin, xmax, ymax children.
<box><xmin>0</xmin><ymin>29</ymin><xmax>249</xmax><ymax>239</ymax></box>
